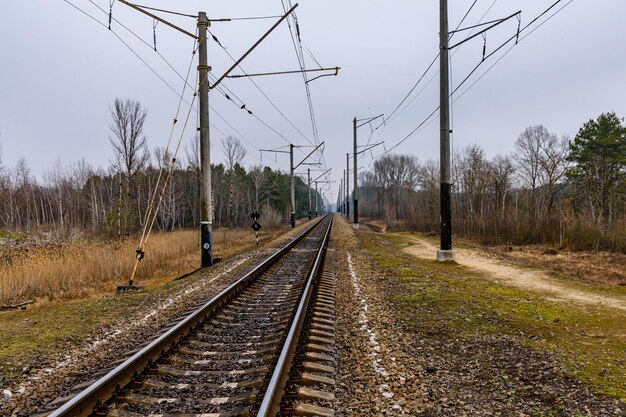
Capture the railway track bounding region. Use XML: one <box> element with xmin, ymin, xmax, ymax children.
<box><xmin>46</xmin><ymin>215</ymin><xmax>335</xmax><ymax>417</ymax></box>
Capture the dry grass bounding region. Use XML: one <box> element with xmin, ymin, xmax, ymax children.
<box><xmin>0</xmin><ymin>227</ymin><xmax>283</xmax><ymax>306</ymax></box>
<box><xmin>494</xmin><ymin>245</ymin><xmax>626</xmax><ymax>286</ymax></box>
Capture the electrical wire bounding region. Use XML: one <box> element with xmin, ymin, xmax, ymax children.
<box><xmin>280</xmin><ymin>0</ymin><xmax>325</xmax><ymax>168</ymax></box>
<box><xmin>367</xmin><ymin>0</ymin><xmax>575</xmax><ymax>164</ymax></box>
<box><xmin>82</xmin><ymin>0</ymin><xmax>278</xmax><ymax>167</ymax></box>
<box><xmin>207</xmin><ymin>29</ymin><xmax>315</xmax><ymax>147</ymax></box>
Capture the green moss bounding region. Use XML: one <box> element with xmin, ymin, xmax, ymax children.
<box><xmin>0</xmin><ymin>230</ymin><xmax>23</xmax><ymax>240</ymax></box>
<box><xmin>361</xmin><ymin>231</ymin><xmax>626</xmax><ymax>399</ymax></box>
<box><xmin>0</xmin><ymin>284</ymin><xmax>168</xmax><ymax>379</ymax></box>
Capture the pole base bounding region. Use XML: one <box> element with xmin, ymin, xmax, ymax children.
<box><xmin>116</xmin><ymin>285</ymin><xmax>145</xmax><ymax>293</ymax></box>
<box><xmin>436</xmin><ymin>249</ymin><xmax>457</xmax><ymax>263</ymax></box>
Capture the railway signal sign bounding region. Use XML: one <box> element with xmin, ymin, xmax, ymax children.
<box><xmin>251</xmin><ymin>218</ymin><xmax>262</xmax><ymax>246</ymax></box>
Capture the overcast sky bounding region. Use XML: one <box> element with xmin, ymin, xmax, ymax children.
<box><xmin>1</xmin><ymin>1</ymin><xmax>625</xmax><ymax>204</ymax></box>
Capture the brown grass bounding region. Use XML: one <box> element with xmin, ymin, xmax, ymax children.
<box><xmin>494</xmin><ymin>244</ymin><xmax>626</xmax><ymax>286</ymax></box>
<box><xmin>0</xmin><ymin>227</ymin><xmax>283</xmax><ymax>306</ymax></box>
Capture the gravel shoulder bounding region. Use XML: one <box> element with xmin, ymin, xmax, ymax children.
<box><xmin>0</xmin><ymin>220</ymin><xmax>316</xmax><ymax>416</ymax></box>
<box><xmin>333</xmin><ymin>216</ymin><xmax>625</xmax><ymax>416</ymax></box>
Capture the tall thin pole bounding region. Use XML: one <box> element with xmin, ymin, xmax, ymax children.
<box><xmin>307</xmin><ymin>168</ymin><xmax>312</xmax><ymax>220</ymax></box>
<box><xmin>342</xmin><ymin>171</ymin><xmax>346</xmax><ymax>215</ymax></box>
<box><xmin>340</xmin><ymin>178</ymin><xmax>343</xmax><ymax>215</ymax></box>
<box><xmin>198</xmin><ymin>12</ymin><xmax>213</xmax><ymax>267</ymax></box>
<box><xmin>290</xmin><ymin>144</ymin><xmax>295</xmax><ymax>228</ymax></box>
<box><xmin>353</xmin><ymin>117</ymin><xmax>359</xmax><ymax>227</ymax></box>
<box><xmin>438</xmin><ymin>0</ymin><xmax>456</xmax><ymax>262</ymax></box>
<box><xmin>315</xmin><ymin>181</ymin><xmax>319</xmax><ymax>217</ymax></box>
<box><xmin>346</xmin><ymin>154</ymin><xmax>350</xmax><ymax>219</ymax></box>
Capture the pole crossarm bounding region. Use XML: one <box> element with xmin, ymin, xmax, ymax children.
<box><xmin>448</xmin><ymin>11</ymin><xmax>521</xmax><ymax>50</ymax></box>
<box><xmin>210</xmin><ymin>3</ymin><xmax>299</xmax><ymax>90</ymax></box>
<box><xmin>312</xmin><ymin>168</ymin><xmax>331</xmax><ymax>183</ymax></box>
<box><xmin>117</xmin><ymin>0</ymin><xmax>198</xmax><ymax>39</ymax></box>
<box><xmin>228</xmin><ymin>67</ymin><xmax>340</xmax><ymax>79</ymax></box>
<box><xmin>356</xmin><ymin>113</ymin><xmax>384</xmax><ymax>128</ymax></box>
<box><xmin>293</xmin><ymin>142</ymin><xmax>324</xmax><ymax>171</ymax></box>
<box><xmin>259</xmin><ymin>149</ymin><xmax>290</xmax><ymax>154</ymax></box>
<box><xmin>356</xmin><ymin>142</ymin><xmax>384</xmax><ymax>155</ymax></box>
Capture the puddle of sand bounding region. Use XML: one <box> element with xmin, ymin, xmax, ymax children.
<box><xmin>403</xmin><ymin>237</ymin><xmax>626</xmax><ymax>312</ymax></box>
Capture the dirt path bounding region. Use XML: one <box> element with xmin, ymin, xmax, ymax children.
<box><xmin>404</xmin><ymin>237</ymin><xmax>626</xmax><ymax>311</ymax></box>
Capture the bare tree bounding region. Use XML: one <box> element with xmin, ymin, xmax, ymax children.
<box><xmin>514</xmin><ymin>125</ymin><xmax>548</xmax><ymax>227</ymax></box>
<box><xmin>109</xmin><ymin>98</ymin><xmax>149</xmax><ymax>179</ymax></box>
<box><xmin>222</xmin><ymin>135</ymin><xmax>246</xmax><ymax>171</ymax></box>
<box><xmin>109</xmin><ymin>98</ymin><xmax>149</xmax><ymax>233</ymax></box>
<box><xmin>491</xmin><ymin>154</ymin><xmax>515</xmax><ymax>219</ymax></box>
<box><xmin>539</xmin><ymin>134</ymin><xmax>570</xmax><ymax>214</ymax></box>
<box><xmin>222</xmin><ymin>136</ymin><xmax>246</xmax><ymax>225</ymax></box>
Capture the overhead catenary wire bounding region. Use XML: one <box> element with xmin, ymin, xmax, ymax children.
<box><xmin>367</xmin><ymin>0</ymin><xmax>575</xmax><ymax>163</ymax></box>
<box><xmin>280</xmin><ymin>0</ymin><xmax>325</xmax><ymax>168</ymax></box>
<box><xmin>82</xmin><ymin>0</ymin><xmax>284</xmax><ymax>168</ymax></box>
<box><xmin>208</xmin><ymin>29</ymin><xmax>316</xmax><ymax>148</ymax></box>
<box><xmin>372</xmin><ymin>0</ymin><xmax>491</xmax><ymax>135</ymax></box>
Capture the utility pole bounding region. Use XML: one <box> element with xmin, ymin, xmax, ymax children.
<box><xmin>315</xmin><ymin>181</ymin><xmax>318</xmax><ymax>217</ymax></box>
<box><xmin>438</xmin><ymin>0</ymin><xmax>456</xmax><ymax>262</ymax></box>
<box><xmin>307</xmin><ymin>168</ymin><xmax>312</xmax><ymax>220</ymax></box>
<box><xmin>353</xmin><ymin>118</ymin><xmax>358</xmax><ymax>228</ymax></box>
<box><xmin>198</xmin><ymin>12</ymin><xmax>213</xmax><ymax>267</ymax></box>
<box><xmin>261</xmin><ymin>142</ymin><xmax>322</xmax><ymax>228</ymax></box>
<box><xmin>343</xmin><ymin>171</ymin><xmax>346</xmax><ymax>215</ymax></box>
<box><xmin>290</xmin><ymin>144</ymin><xmax>296</xmax><ymax>228</ymax></box>
<box><xmin>345</xmin><ymin>157</ymin><xmax>350</xmax><ymax>219</ymax></box>
<box><xmin>340</xmin><ymin>177</ymin><xmax>343</xmax><ymax>215</ymax></box>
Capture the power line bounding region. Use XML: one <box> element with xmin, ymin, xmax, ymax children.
<box><xmin>207</xmin><ymin>29</ymin><xmax>315</xmax><ymax>147</ymax></box>
<box><xmin>65</xmin><ymin>0</ymin><xmax>275</xmax><ymax>168</ymax></box>
<box><xmin>280</xmin><ymin>0</ymin><xmax>325</xmax><ymax>167</ymax></box>
<box><xmin>366</xmin><ymin>0</ymin><xmax>576</xmax><ymax>165</ymax></box>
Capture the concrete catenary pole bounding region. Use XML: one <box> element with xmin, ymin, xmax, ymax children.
<box><xmin>198</xmin><ymin>12</ymin><xmax>213</xmax><ymax>267</ymax></box>
<box><xmin>342</xmin><ymin>171</ymin><xmax>346</xmax><ymax>215</ymax></box>
<box><xmin>340</xmin><ymin>178</ymin><xmax>343</xmax><ymax>215</ymax></box>
<box><xmin>438</xmin><ymin>0</ymin><xmax>456</xmax><ymax>262</ymax></box>
<box><xmin>315</xmin><ymin>181</ymin><xmax>319</xmax><ymax>217</ymax></box>
<box><xmin>290</xmin><ymin>144</ymin><xmax>296</xmax><ymax>228</ymax></box>
<box><xmin>353</xmin><ymin>117</ymin><xmax>359</xmax><ymax>227</ymax></box>
<box><xmin>345</xmin><ymin>154</ymin><xmax>350</xmax><ymax>219</ymax></box>
<box><xmin>307</xmin><ymin>168</ymin><xmax>312</xmax><ymax>220</ymax></box>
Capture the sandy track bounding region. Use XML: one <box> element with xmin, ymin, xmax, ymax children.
<box><xmin>404</xmin><ymin>237</ymin><xmax>626</xmax><ymax>311</ymax></box>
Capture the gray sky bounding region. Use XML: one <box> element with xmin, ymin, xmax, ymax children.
<box><xmin>1</xmin><ymin>1</ymin><xmax>625</xmax><ymax>204</ymax></box>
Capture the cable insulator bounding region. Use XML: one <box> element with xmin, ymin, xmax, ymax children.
<box><xmin>224</xmin><ymin>94</ymin><xmax>231</xmax><ymax>100</ymax></box>
<box><xmin>108</xmin><ymin>1</ymin><xmax>114</xmax><ymax>30</ymax></box>
<box><xmin>135</xmin><ymin>248</ymin><xmax>145</xmax><ymax>261</ymax></box>
<box><xmin>482</xmin><ymin>33</ymin><xmax>487</xmax><ymax>61</ymax></box>
<box><xmin>153</xmin><ymin>20</ymin><xmax>158</xmax><ymax>51</ymax></box>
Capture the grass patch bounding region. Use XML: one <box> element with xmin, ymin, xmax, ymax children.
<box><xmin>361</xmin><ymin>232</ymin><xmax>626</xmax><ymax>399</ymax></box>
<box><xmin>0</xmin><ymin>227</ymin><xmax>284</xmax><ymax>306</ymax></box>
<box><xmin>0</xmin><ymin>226</ymin><xmax>289</xmax><ymax>379</ymax></box>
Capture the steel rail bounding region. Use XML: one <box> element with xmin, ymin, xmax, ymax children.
<box><xmin>48</xmin><ymin>216</ymin><xmax>326</xmax><ymax>417</ymax></box>
<box><xmin>257</xmin><ymin>215</ymin><xmax>334</xmax><ymax>417</ymax></box>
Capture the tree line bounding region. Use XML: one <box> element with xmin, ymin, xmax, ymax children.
<box><xmin>0</xmin><ymin>99</ymin><xmax>321</xmax><ymax>236</ymax></box>
<box><xmin>359</xmin><ymin>112</ymin><xmax>626</xmax><ymax>252</ymax></box>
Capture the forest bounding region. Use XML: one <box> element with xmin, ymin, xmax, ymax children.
<box><xmin>0</xmin><ymin>99</ymin><xmax>322</xmax><ymax>237</ymax></box>
<box><xmin>1</xmin><ymin>104</ymin><xmax>624</xmax><ymax>253</ymax></box>
<box><xmin>358</xmin><ymin>112</ymin><xmax>626</xmax><ymax>252</ymax></box>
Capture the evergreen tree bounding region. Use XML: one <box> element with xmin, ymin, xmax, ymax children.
<box><xmin>566</xmin><ymin>112</ymin><xmax>626</xmax><ymax>223</ymax></box>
